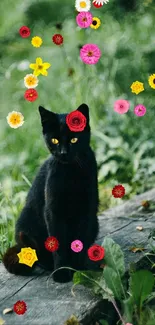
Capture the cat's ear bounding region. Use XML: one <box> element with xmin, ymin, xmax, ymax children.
<box><xmin>38</xmin><ymin>106</ymin><xmax>57</xmax><ymax>133</ymax></box>
<box><xmin>76</xmin><ymin>103</ymin><xmax>89</xmax><ymax>122</ymax></box>
<box><xmin>38</xmin><ymin>106</ymin><xmax>56</xmax><ymax>123</ymax></box>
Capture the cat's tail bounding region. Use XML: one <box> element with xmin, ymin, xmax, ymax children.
<box><xmin>2</xmin><ymin>244</ymin><xmax>34</xmax><ymax>275</ymax></box>
<box><xmin>2</xmin><ymin>232</ymin><xmax>37</xmax><ymax>275</ymax></box>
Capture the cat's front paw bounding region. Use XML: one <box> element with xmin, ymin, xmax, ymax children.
<box><xmin>53</xmin><ymin>268</ymin><xmax>73</xmax><ymax>283</ymax></box>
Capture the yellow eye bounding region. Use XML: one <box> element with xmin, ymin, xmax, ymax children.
<box><xmin>71</xmin><ymin>138</ymin><xmax>78</xmax><ymax>144</ymax></box>
<box><xmin>51</xmin><ymin>138</ymin><xmax>59</xmax><ymax>144</ymax></box>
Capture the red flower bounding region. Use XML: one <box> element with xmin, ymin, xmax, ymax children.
<box><xmin>52</xmin><ymin>34</ymin><xmax>63</xmax><ymax>45</ymax></box>
<box><xmin>13</xmin><ymin>300</ymin><xmax>27</xmax><ymax>315</ymax></box>
<box><xmin>93</xmin><ymin>1</ymin><xmax>103</xmax><ymax>8</ymax></box>
<box><xmin>66</xmin><ymin>110</ymin><xmax>86</xmax><ymax>132</ymax></box>
<box><xmin>44</xmin><ymin>236</ymin><xmax>59</xmax><ymax>252</ymax></box>
<box><xmin>88</xmin><ymin>244</ymin><xmax>105</xmax><ymax>261</ymax></box>
<box><xmin>112</xmin><ymin>185</ymin><xmax>125</xmax><ymax>198</ymax></box>
<box><xmin>24</xmin><ymin>89</ymin><xmax>38</xmax><ymax>102</ymax></box>
<box><xmin>19</xmin><ymin>26</ymin><xmax>31</xmax><ymax>38</ymax></box>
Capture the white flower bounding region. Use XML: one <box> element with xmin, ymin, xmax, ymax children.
<box><xmin>75</xmin><ymin>0</ymin><xmax>91</xmax><ymax>12</ymax></box>
<box><xmin>93</xmin><ymin>0</ymin><xmax>109</xmax><ymax>4</ymax></box>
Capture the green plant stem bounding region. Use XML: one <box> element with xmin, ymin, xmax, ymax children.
<box><xmin>111</xmin><ymin>298</ymin><xmax>126</xmax><ymax>325</ymax></box>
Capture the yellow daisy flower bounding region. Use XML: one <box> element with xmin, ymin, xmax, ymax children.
<box><xmin>148</xmin><ymin>73</ymin><xmax>155</xmax><ymax>89</ymax></box>
<box><xmin>17</xmin><ymin>247</ymin><xmax>38</xmax><ymax>268</ymax></box>
<box><xmin>130</xmin><ymin>81</ymin><xmax>144</xmax><ymax>95</ymax></box>
<box><xmin>24</xmin><ymin>74</ymin><xmax>39</xmax><ymax>89</ymax></box>
<box><xmin>90</xmin><ymin>17</ymin><xmax>101</xmax><ymax>29</ymax></box>
<box><xmin>29</xmin><ymin>57</ymin><xmax>51</xmax><ymax>76</ymax></box>
<box><xmin>7</xmin><ymin>111</ymin><xmax>24</xmax><ymax>129</ymax></box>
<box><xmin>31</xmin><ymin>36</ymin><xmax>43</xmax><ymax>48</ymax></box>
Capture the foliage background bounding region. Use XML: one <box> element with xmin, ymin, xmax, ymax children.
<box><xmin>0</xmin><ymin>0</ymin><xmax>155</xmax><ymax>255</ymax></box>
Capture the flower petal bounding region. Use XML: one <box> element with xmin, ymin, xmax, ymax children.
<box><xmin>33</xmin><ymin>70</ymin><xmax>40</xmax><ymax>76</ymax></box>
<box><xmin>29</xmin><ymin>64</ymin><xmax>36</xmax><ymax>69</ymax></box>
<box><xmin>41</xmin><ymin>69</ymin><xmax>48</xmax><ymax>76</ymax></box>
<box><xmin>43</xmin><ymin>62</ymin><xmax>51</xmax><ymax>69</ymax></box>
<box><xmin>36</xmin><ymin>57</ymin><xmax>42</xmax><ymax>65</ymax></box>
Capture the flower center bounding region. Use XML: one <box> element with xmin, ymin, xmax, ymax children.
<box><xmin>94</xmin><ymin>250</ymin><xmax>99</xmax><ymax>256</ymax></box>
<box><xmin>120</xmin><ymin>105</ymin><xmax>124</xmax><ymax>108</ymax></box>
<box><xmin>80</xmin><ymin>1</ymin><xmax>87</xmax><ymax>8</ymax></box>
<box><xmin>82</xmin><ymin>17</ymin><xmax>87</xmax><ymax>22</ymax></box>
<box><xmin>73</xmin><ymin>118</ymin><xmax>80</xmax><ymax>124</ymax></box>
<box><xmin>38</xmin><ymin>65</ymin><xmax>43</xmax><ymax>70</ymax></box>
<box><xmin>153</xmin><ymin>78</ymin><xmax>155</xmax><ymax>84</ymax></box>
<box><xmin>92</xmin><ymin>20</ymin><xmax>97</xmax><ymax>26</ymax></box>
<box><xmin>22</xmin><ymin>30</ymin><xmax>27</xmax><ymax>34</ymax></box>
<box><xmin>87</xmin><ymin>51</ymin><xmax>93</xmax><ymax>57</ymax></box>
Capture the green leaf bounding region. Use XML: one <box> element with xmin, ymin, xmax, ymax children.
<box><xmin>103</xmin><ymin>266</ymin><xmax>124</xmax><ymax>300</ymax></box>
<box><xmin>93</xmin><ymin>277</ymin><xmax>114</xmax><ymax>301</ymax></box>
<box><xmin>73</xmin><ymin>270</ymin><xmax>101</xmax><ymax>288</ymax></box>
<box><xmin>102</xmin><ymin>237</ymin><xmax>125</xmax><ymax>277</ymax></box>
<box><xmin>129</xmin><ymin>270</ymin><xmax>155</xmax><ymax>310</ymax></box>
<box><xmin>122</xmin><ymin>297</ymin><xmax>134</xmax><ymax>324</ymax></box>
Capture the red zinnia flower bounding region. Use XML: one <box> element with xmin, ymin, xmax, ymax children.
<box><xmin>13</xmin><ymin>300</ymin><xmax>27</xmax><ymax>315</ymax></box>
<box><xmin>44</xmin><ymin>236</ymin><xmax>59</xmax><ymax>252</ymax></box>
<box><xmin>112</xmin><ymin>184</ymin><xmax>125</xmax><ymax>198</ymax></box>
<box><xmin>19</xmin><ymin>26</ymin><xmax>31</xmax><ymax>38</ymax></box>
<box><xmin>24</xmin><ymin>89</ymin><xmax>38</xmax><ymax>102</ymax></box>
<box><xmin>66</xmin><ymin>110</ymin><xmax>86</xmax><ymax>132</ymax></box>
<box><xmin>88</xmin><ymin>244</ymin><xmax>105</xmax><ymax>261</ymax></box>
<box><xmin>52</xmin><ymin>34</ymin><xmax>63</xmax><ymax>45</ymax></box>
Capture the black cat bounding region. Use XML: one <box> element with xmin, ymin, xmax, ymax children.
<box><xmin>2</xmin><ymin>103</ymin><xmax>99</xmax><ymax>283</ymax></box>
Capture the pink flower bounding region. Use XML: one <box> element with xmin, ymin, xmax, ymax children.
<box><xmin>76</xmin><ymin>12</ymin><xmax>93</xmax><ymax>28</ymax></box>
<box><xmin>114</xmin><ymin>99</ymin><xmax>130</xmax><ymax>114</ymax></box>
<box><xmin>80</xmin><ymin>43</ymin><xmax>101</xmax><ymax>65</ymax></box>
<box><xmin>125</xmin><ymin>323</ymin><xmax>133</xmax><ymax>325</ymax></box>
<box><xmin>71</xmin><ymin>240</ymin><xmax>83</xmax><ymax>252</ymax></box>
<box><xmin>134</xmin><ymin>104</ymin><xmax>146</xmax><ymax>117</ymax></box>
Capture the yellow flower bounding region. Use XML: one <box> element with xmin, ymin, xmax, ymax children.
<box><xmin>148</xmin><ymin>73</ymin><xmax>155</xmax><ymax>89</ymax></box>
<box><xmin>7</xmin><ymin>111</ymin><xmax>24</xmax><ymax>129</ymax></box>
<box><xmin>29</xmin><ymin>57</ymin><xmax>51</xmax><ymax>76</ymax></box>
<box><xmin>90</xmin><ymin>17</ymin><xmax>101</xmax><ymax>29</ymax></box>
<box><xmin>17</xmin><ymin>247</ymin><xmax>38</xmax><ymax>268</ymax></box>
<box><xmin>31</xmin><ymin>36</ymin><xmax>43</xmax><ymax>48</ymax></box>
<box><xmin>130</xmin><ymin>81</ymin><xmax>144</xmax><ymax>95</ymax></box>
<box><xmin>24</xmin><ymin>74</ymin><xmax>39</xmax><ymax>89</ymax></box>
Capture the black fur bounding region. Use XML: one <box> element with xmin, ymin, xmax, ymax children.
<box><xmin>2</xmin><ymin>103</ymin><xmax>99</xmax><ymax>283</ymax></box>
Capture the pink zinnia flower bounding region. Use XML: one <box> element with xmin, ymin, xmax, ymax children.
<box><xmin>114</xmin><ymin>99</ymin><xmax>130</xmax><ymax>114</ymax></box>
<box><xmin>71</xmin><ymin>240</ymin><xmax>83</xmax><ymax>252</ymax></box>
<box><xmin>134</xmin><ymin>104</ymin><xmax>146</xmax><ymax>117</ymax></box>
<box><xmin>125</xmin><ymin>323</ymin><xmax>133</xmax><ymax>325</ymax></box>
<box><xmin>80</xmin><ymin>43</ymin><xmax>101</xmax><ymax>65</ymax></box>
<box><xmin>76</xmin><ymin>12</ymin><xmax>93</xmax><ymax>28</ymax></box>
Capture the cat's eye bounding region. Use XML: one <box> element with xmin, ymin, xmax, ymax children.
<box><xmin>51</xmin><ymin>138</ymin><xmax>59</xmax><ymax>144</ymax></box>
<box><xmin>71</xmin><ymin>138</ymin><xmax>78</xmax><ymax>144</ymax></box>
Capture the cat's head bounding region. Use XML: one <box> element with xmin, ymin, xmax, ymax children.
<box><xmin>38</xmin><ymin>103</ymin><xmax>90</xmax><ymax>163</ymax></box>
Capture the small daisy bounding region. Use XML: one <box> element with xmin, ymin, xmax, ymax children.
<box><xmin>31</xmin><ymin>36</ymin><xmax>43</xmax><ymax>48</ymax></box>
<box><xmin>148</xmin><ymin>73</ymin><xmax>155</xmax><ymax>89</ymax></box>
<box><xmin>24</xmin><ymin>74</ymin><xmax>39</xmax><ymax>89</ymax></box>
<box><xmin>75</xmin><ymin>0</ymin><xmax>91</xmax><ymax>12</ymax></box>
<box><xmin>90</xmin><ymin>17</ymin><xmax>101</xmax><ymax>29</ymax></box>
<box><xmin>71</xmin><ymin>240</ymin><xmax>83</xmax><ymax>252</ymax></box>
<box><xmin>130</xmin><ymin>81</ymin><xmax>144</xmax><ymax>95</ymax></box>
<box><xmin>76</xmin><ymin>12</ymin><xmax>93</xmax><ymax>28</ymax></box>
<box><xmin>134</xmin><ymin>104</ymin><xmax>146</xmax><ymax>117</ymax></box>
<box><xmin>52</xmin><ymin>34</ymin><xmax>63</xmax><ymax>45</ymax></box>
<box><xmin>13</xmin><ymin>301</ymin><xmax>27</xmax><ymax>315</ymax></box>
<box><xmin>80</xmin><ymin>43</ymin><xmax>101</xmax><ymax>64</ymax></box>
<box><xmin>112</xmin><ymin>185</ymin><xmax>125</xmax><ymax>198</ymax></box>
<box><xmin>7</xmin><ymin>111</ymin><xmax>24</xmax><ymax>129</ymax></box>
<box><xmin>24</xmin><ymin>89</ymin><xmax>38</xmax><ymax>102</ymax></box>
<box><xmin>114</xmin><ymin>99</ymin><xmax>130</xmax><ymax>114</ymax></box>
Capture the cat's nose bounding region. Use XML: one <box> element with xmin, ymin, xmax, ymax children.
<box><xmin>60</xmin><ymin>148</ymin><xmax>67</xmax><ymax>155</ymax></box>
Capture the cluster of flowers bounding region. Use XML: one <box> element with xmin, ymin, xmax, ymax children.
<box><xmin>6</xmin><ymin>27</ymin><xmax>65</xmax><ymax>129</ymax></box>
<box><xmin>130</xmin><ymin>74</ymin><xmax>155</xmax><ymax>94</ymax></box>
<box><xmin>75</xmin><ymin>0</ymin><xmax>109</xmax><ymax>65</ymax></box>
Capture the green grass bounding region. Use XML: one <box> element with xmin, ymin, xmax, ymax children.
<box><xmin>0</xmin><ymin>0</ymin><xmax>155</xmax><ymax>254</ymax></box>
